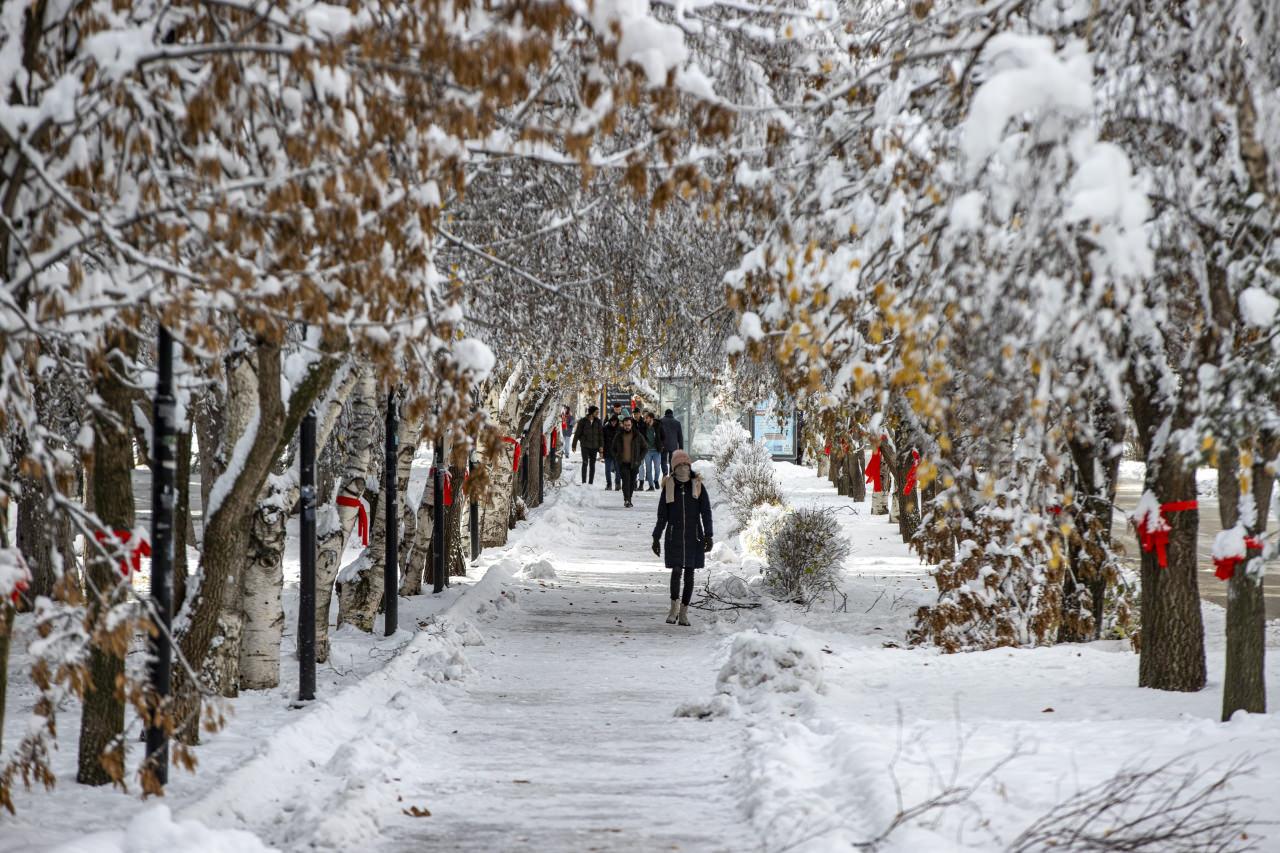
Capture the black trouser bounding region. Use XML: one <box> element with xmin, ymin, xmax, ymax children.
<box><xmin>670</xmin><ymin>567</ymin><xmax>695</xmax><ymax>605</ymax></box>
<box><xmin>619</xmin><ymin>462</ymin><xmax>638</xmax><ymax>502</ymax></box>
<box><xmin>581</xmin><ymin>448</ymin><xmax>598</xmax><ymax>483</ymax></box>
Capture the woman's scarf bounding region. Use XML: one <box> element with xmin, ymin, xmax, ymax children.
<box><xmin>664</xmin><ymin>466</ymin><xmax>701</xmax><ymax>503</ymax></box>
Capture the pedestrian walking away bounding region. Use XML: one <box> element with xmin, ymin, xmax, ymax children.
<box><xmin>652</xmin><ymin>450</ymin><xmax>713</xmax><ymax>627</ymax></box>
<box><xmin>602</xmin><ymin>413</ymin><xmax>621</xmax><ymax>491</ymax></box>
<box><xmin>562</xmin><ymin>406</ymin><xmax>575</xmax><ymax>458</ymax></box>
<box><xmin>610</xmin><ymin>413</ymin><xmax>649</xmax><ymax>508</ymax></box>
<box><xmin>641</xmin><ymin>411</ymin><xmax>663</xmax><ymax>491</ymax></box>
<box><xmin>572</xmin><ymin>406</ymin><xmax>603</xmax><ymax>484</ymax></box>
<box><xmin>658</xmin><ymin>408</ymin><xmax>684</xmax><ymax>476</ymax></box>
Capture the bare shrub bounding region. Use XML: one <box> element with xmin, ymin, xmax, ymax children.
<box><xmin>764</xmin><ymin>507</ymin><xmax>850</xmax><ymax>608</ymax></box>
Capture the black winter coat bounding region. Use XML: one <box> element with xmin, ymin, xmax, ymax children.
<box><xmin>659</xmin><ymin>415</ymin><xmax>684</xmax><ymax>453</ymax></box>
<box><xmin>610</xmin><ymin>428</ymin><xmax>649</xmax><ymax>465</ymax></box>
<box><xmin>602</xmin><ymin>419</ymin><xmax>620</xmax><ymax>459</ymax></box>
<box><xmin>573</xmin><ymin>416</ymin><xmax>603</xmax><ymax>451</ymax></box>
<box><xmin>653</xmin><ymin>476</ymin><xmax>713</xmax><ymax>569</ymax></box>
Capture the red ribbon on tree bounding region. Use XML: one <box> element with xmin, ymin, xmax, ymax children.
<box><xmin>8</xmin><ymin>578</ymin><xmax>28</xmax><ymax>605</ymax></box>
<box><xmin>903</xmin><ymin>450</ymin><xmax>920</xmax><ymax>496</ymax></box>
<box><xmin>823</xmin><ymin>444</ymin><xmax>832</xmax><ymax>456</ymax></box>
<box><xmin>550</xmin><ymin>429</ymin><xmax>559</xmax><ymax>451</ymax></box>
<box><xmin>1133</xmin><ymin>500</ymin><xmax>1197</xmax><ymax>568</ymax></box>
<box><xmin>541</xmin><ymin>435</ymin><xmax>548</xmax><ymax>457</ymax></box>
<box><xmin>1213</xmin><ymin>537</ymin><xmax>1266</xmax><ymax>581</ymax></box>
<box><xmin>336</xmin><ymin>495</ymin><xmax>370</xmax><ymax>546</ymax></box>
<box><xmin>865</xmin><ymin>448</ymin><xmax>883</xmax><ymax>492</ymax></box>
<box><xmin>431</xmin><ymin>468</ymin><xmax>454</xmax><ymax>507</ymax></box>
<box><xmin>92</xmin><ymin>529</ymin><xmax>151</xmax><ymax>576</ymax></box>
<box><xmin>502</xmin><ymin>436</ymin><xmax>521</xmax><ymax>472</ymax></box>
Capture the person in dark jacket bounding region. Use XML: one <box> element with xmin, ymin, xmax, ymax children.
<box><xmin>571</xmin><ymin>406</ymin><xmax>603</xmax><ymax>484</ymax></box>
<box><xmin>601</xmin><ymin>414</ymin><xmax>620</xmax><ymax>490</ymax></box>
<box><xmin>641</xmin><ymin>411</ymin><xmax>663</xmax><ymax>491</ymax></box>
<box><xmin>652</xmin><ymin>450</ymin><xmax>713</xmax><ymax>626</ymax></box>
<box><xmin>658</xmin><ymin>409</ymin><xmax>684</xmax><ymax>475</ymax></box>
<box><xmin>610</xmin><ymin>413</ymin><xmax>649</xmax><ymax>507</ymax></box>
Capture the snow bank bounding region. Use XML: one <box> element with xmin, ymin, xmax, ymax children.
<box><xmin>676</xmin><ymin>629</ymin><xmax>824</xmax><ymax>719</ymax></box>
<box><xmin>518</xmin><ymin>557</ymin><xmax>558</xmax><ymax>580</ymax></box>
<box><xmin>52</xmin><ymin>805</ymin><xmax>276</xmax><ymax>853</ymax></box>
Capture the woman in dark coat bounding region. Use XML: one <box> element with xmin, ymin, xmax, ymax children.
<box><xmin>652</xmin><ymin>450</ymin><xmax>713</xmax><ymax>626</ymax></box>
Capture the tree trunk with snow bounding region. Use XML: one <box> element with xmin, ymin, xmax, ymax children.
<box><xmin>316</xmin><ymin>366</ymin><xmax>379</xmax><ymax>662</ymax></box>
<box><xmin>173</xmin><ymin>340</ymin><xmax>337</xmax><ymax>742</ymax></box>
<box><xmin>77</xmin><ymin>341</ymin><xmax>136</xmax><ymax>786</ymax></box>
<box><xmin>239</xmin><ymin>366</ymin><xmax>355</xmax><ymax>690</ymax></box>
<box><xmin>481</xmin><ymin>367</ymin><xmax>525</xmax><ymax>548</ymax></box>
<box><xmin>1220</xmin><ymin>438</ymin><xmax>1276</xmax><ymax>720</ymax></box>
<box><xmin>204</xmin><ymin>355</ymin><xmax>261</xmax><ymax>699</ymax></box>
<box><xmin>336</xmin><ymin>401</ymin><xmax>418</xmax><ymax>633</ymax></box>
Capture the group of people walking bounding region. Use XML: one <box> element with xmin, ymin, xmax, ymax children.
<box><xmin>569</xmin><ymin>403</ymin><xmax>685</xmax><ymax>508</ymax></box>
<box><xmin>565</xmin><ymin>401</ymin><xmax>709</xmax><ymax>627</ymax></box>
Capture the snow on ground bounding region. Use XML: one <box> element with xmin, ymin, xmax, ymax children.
<box><xmin>6</xmin><ymin>457</ymin><xmax>1280</xmax><ymax>851</ymax></box>
<box><xmin>688</xmin><ymin>461</ymin><xmax>1280</xmax><ymax>852</ymax></box>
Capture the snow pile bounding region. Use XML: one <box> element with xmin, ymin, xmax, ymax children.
<box><xmin>518</xmin><ymin>557</ymin><xmax>558</xmax><ymax>580</ymax></box>
<box><xmin>52</xmin><ymin>805</ymin><xmax>277</xmax><ymax>853</ymax></box>
<box><xmin>677</xmin><ymin>630</ymin><xmax>824</xmax><ymax>719</ymax></box>
<box><xmin>1239</xmin><ymin>286</ymin><xmax>1279</xmax><ymax>327</ymax></box>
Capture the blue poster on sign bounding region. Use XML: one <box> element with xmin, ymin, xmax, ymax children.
<box><xmin>752</xmin><ymin>403</ymin><xmax>796</xmax><ymax>459</ymax></box>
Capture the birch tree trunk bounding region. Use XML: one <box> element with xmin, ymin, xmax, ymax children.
<box><xmin>239</xmin><ymin>366</ymin><xmax>355</xmax><ymax>690</ymax></box>
<box><xmin>173</xmin><ymin>340</ymin><xmax>337</xmax><ymax>742</ymax></box>
<box><xmin>336</xmin><ymin>402</ymin><xmax>418</xmax><ymax>633</ymax></box>
<box><xmin>205</xmin><ymin>356</ymin><xmax>261</xmax><ymax>698</ymax></box>
<box><xmin>78</xmin><ymin>339</ymin><xmax>137</xmax><ymax>785</ymax></box>
<box><xmin>316</xmin><ymin>367</ymin><xmax>379</xmax><ymax>663</ymax></box>
<box><xmin>481</xmin><ymin>367</ymin><xmax>525</xmax><ymax>548</ymax></box>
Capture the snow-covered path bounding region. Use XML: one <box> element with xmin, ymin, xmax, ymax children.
<box><xmin>380</xmin><ymin>480</ymin><xmax>754</xmax><ymax>852</ymax></box>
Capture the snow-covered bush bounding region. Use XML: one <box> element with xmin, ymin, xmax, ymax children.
<box><xmin>741</xmin><ymin>502</ymin><xmax>793</xmax><ymax>559</ymax></box>
<box><xmin>711</xmin><ymin>420</ymin><xmax>752</xmax><ymax>472</ymax></box>
<box><xmin>764</xmin><ymin>508</ymin><xmax>850</xmax><ymax>607</ymax></box>
<box><xmin>722</xmin><ymin>440</ymin><xmax>786</xmax><ymax>527</ymax></box>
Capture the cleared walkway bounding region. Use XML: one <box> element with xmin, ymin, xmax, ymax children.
<box><xmin>382</xmin><ymin>479</ymin><xmax>754</xmax><ymax>852</ymax></box>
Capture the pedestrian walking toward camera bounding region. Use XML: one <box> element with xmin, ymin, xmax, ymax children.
<box><xmin>652</xmin><ymin>450</ymin><xmax>712</xmax><ymax>626</ymax></box>
<box><xmin>658</xmin><ymin>408</ymin><xmax>684</xmax><ymax>476</ymax></box>
<box><xmin>641</xmin><ymin>411</ymin><xmax>663</xmax><ymax>492</ymax></box>
<box><xmin>572</xmin><ymin>406</ymin><xmax>603</xmax><ymax>484</ymax></box>
<box><xmin>602</xmin><ymin>413</ymin><xmax>620</xmax><ymax>490</ymax></box>
<box><xmin>610</xmin><ymin>413</ymin><xmax>648</xmax><ymax>507</ymax></box>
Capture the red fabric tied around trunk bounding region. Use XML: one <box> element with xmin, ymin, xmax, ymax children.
<box><xmin>903</xmin><ymin>450</ymin><xmax>920</xmax><ymax>496</ymax></box>
<box><xmin>1133</xmin><ymin>500</ymin><xmax>1197</xmax><ymax>569</ymax></box>
<box><xmin>865</xmin><ymin>449</ymin><xmax>882</xmax><ymax>492</ymax></box>
<box><xmin>336</xmin><ymin>495</ymin><xmax>370</xmax><ymax>545</ymax></box>
<box><xmin>92</xmin><ymin>529</ymin><xmax>151</xmax><ymax>576</ymax></box>
<box><xmin>1214</xmin><ymin>537</ymin><xmax>1265</xmax><ymax>581</ymax></box>
<box><xmin>502</xmin><ymin>436</ymin><xmax>521</xmax><ymax>472</ymax></box>
<box><xmin>431</xmin><ymin>468</ymin><xmax>454</xmax><ymax>507</ymax></box>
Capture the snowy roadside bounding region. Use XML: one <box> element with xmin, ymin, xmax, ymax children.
<box><xmin>687</xmin><ymin>460</ymin><xmax>1280</xmax><ymax>852</ymax></box>
<box><xmin>1</xmin><ymin>473</ymin><xmax>569</xmax><ymax>853</ymax></box>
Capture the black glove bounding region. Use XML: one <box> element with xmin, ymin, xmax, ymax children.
<box><xmin>652</xmin><ymin>538</ymin><xmax>661</xmax><ymax>557</ymax></box>
<box><xmin>703</xmin><ymin>536</ymin><xmax>713</xmax><ymax>553</ymax></box>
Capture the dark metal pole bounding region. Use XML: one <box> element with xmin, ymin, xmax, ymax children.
<box><xmin>538</xmin><ymin>433</ymin><xmax>545</xmax><ymax>505</ymax></box>
<box><xmin>298</xmin><ymin>409</ymin><xmax>317</xmax><ymax>701</ymax></box>
<box><xmin>468</xmin><ymin>454</ymin><xmax>480</xmax><ymax>562</ymax></box>
<box><xmin>432</xmin><ymin>440</ymin><xmax>445</xmax><ymax>594</ymax></box>
<box><xmin>384</xmin><ymin>392</ymin><xmax>398</xmax><ymax>636</ymax></box>
<box><xmin>145</xmin><ymin>326</ymin><xmax>175</xmax><ymax>786</ymax></box>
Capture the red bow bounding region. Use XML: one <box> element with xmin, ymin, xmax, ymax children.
<box><xmin>823</xmin><ymin>444</ymin><xmax>831</xmax><ymax>456</ymax></box>
<box><xmin>1213</xmin><ymin>537</ymin><xmax>1265</xmax><ymax>581</ymax></box>
<box><xmin>92</xmin><ymin>529</ymin><xmax>151</xmax><ymax>576</ymax></box>
<box><xmin>1133</xmin><ymin>500</ymin><xmax>1197</xmax><ymax>568</ymax></box>
<box><xmin>903</xmin><ymin>450</ymin><xmax>920</xmax><ymax>496</ymax></box>
<box><xmin>337</xmin><ymin>495</ymin><xmax>369</xmax><ymax>546</ymax></box>
<box><xmin>502</xmin><ymin>436</ymin><xmax>521</xmax><ymax>472</ymax></box>
<box><xmin>865</xmin><ymin>448</ymin><xmax>882</xmax><ymax>492</ymax></box>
